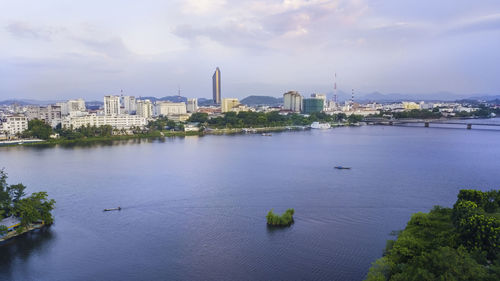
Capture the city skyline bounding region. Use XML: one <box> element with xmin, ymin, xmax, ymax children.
<box><xmin>1</xmin><ymin>0</ymin><xmax>500</xmax><ymax>101</ymax></box>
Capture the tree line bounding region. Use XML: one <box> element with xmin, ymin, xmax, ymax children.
<box><xmin>189</xmin><ymin>111</ymin><xmax>363</xmax><ymax>128</ymax></box>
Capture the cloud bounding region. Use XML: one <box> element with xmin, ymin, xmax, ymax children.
<box><xmin>6</xmin><ymin>22</ymin><xmax>57</xmax><ymax>41</ymax></box>
<box><xmin>444</xmin><ymin>13</ymin><xmax>500</xmax><ymax>35</ymax></box>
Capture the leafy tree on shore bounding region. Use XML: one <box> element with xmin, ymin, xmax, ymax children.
<box><xmin>22</xmin><ymin>119</ymin><xmax>53</xmax><ymax>140</ymax></box>
<box><xmin>366</xmin><ymin>189</ymin><xmax>500</xmax><ymax>281</ymax></box>
<box><xmin>0</xmin><ymin>169</ymin><xmax>56</xmax><ymax>232</ymax></box>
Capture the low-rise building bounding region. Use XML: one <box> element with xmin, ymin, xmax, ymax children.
<box><xmin>0</xmin><ymin>115</ymin><xmax>28</xmax><ymax>135</ymax></box>
<box><xmin>156</xmin><ymin>101</ymin><xmax>187</xmax><ymax>116</ymax></box>
<box><xmin>221</xmin><ymin>98</ymin><xmax>240</xmax><ymax>113</ymax></box>
<box><xmin>61</xmin><ymin>114</ymin><xmax>147</xmax><ymax>129</ymax></box>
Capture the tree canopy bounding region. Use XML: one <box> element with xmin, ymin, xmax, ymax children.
<box><xmin>0</xmin><ymin>169</ymin><xmax>56</xmax><ymax>232</ymax></box>
<box><xmin>366</xmin><ymin>189</ymin><xmax>500</xmax><ymax>281</ymax></box>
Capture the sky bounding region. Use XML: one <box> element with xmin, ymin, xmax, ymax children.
<box><xmin>1</xmin><ymin>0</ymin><xmax>500</xmax><ymax>101</ymax></box>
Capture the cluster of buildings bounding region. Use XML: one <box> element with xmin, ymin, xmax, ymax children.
<box><xmin>1</xmin><ymin>66</ymin><xmax>496</xmax><ymax>140</ymax></box>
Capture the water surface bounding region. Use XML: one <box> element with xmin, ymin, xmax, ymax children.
<box><xmin>1</xmin><ymin>124</ymin><xmax>499</xmax><ymax>281</ymax></box>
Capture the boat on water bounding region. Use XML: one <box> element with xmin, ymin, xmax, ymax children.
<box><xmin>261</xmin><ymin>133</ymin><xmax>272</xmax><ymax>136</ymax></box>
<box><xmin>103</xmin><ymin>207</ymin><xmax>121</xmax><ymax>211</ymax></box>
<box><xmin>334</xmin><ymin>166</ymin><xmax>351</xmax><ymax>170</ymax></box>
<box><xmin>310</xmin><ymin>122</ymin><xmax>331</xmax><ymax>129</ymax></box>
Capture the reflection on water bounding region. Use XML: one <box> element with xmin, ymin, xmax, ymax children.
<box><xmin>0</xmin><ymin>126</ymin><xmax>498</xmax><ymax>281</ymax></box>
<box><xmin>0</xmin><ymin>227</ymin><xmax>55</xmax><ymax>278</ymax></box>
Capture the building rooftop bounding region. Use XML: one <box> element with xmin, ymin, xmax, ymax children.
<box><xmin>0</xmin><ymin>216</ymin><xmax>21</xmax><ymax>228</ymax></box>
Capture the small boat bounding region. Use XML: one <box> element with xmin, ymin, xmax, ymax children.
<box><xmin>103</xmin><ymin>207</ymin><xmax>121</xmax><ymax>211</ymax></box>
<box><xmin>334</xmin><ymin>166</ymin><xmax>351</xmax><ymax>170</ymax></box>
<box><xmin>261</xmin><ymin>133</ymin><xmax>272</xmax><ymax>136</ymax></box>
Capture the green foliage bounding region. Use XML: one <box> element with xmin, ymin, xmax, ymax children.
<box><xmin>14</xmin><ymin>192</ymin><xmax>56</xmax><ymax>226</ymax></box>
<box><xmin>0</xmin><ymin>168</ymin><xmax>56</xmax><ymax>229</ymax></box>
<box><xmin>207</xmin><ymin>111</ymin><xmax>342</xmax><ymax>128</ymax></box>
<box><xmin>0</xmin><ymin>225</ymin><xmax>7</xmax><ymax>235</ymax></box>
<box><xmin>266</xmin><ymin>208</ymin><xmax>294</xmax><ymax>226</ymax></box>
<box><xmin>188</xmin><ymin>113</ymin><xmax>209</xmax><ymax>123</ymax></box>
<box><xmin>23</xmin><ymin>119</ymin><xmax>53</xmax><ymax>140</ymax></box>
<box><xmin>56</xmin><ymin>124</ymin><xmax>113</xmax><ymax>140</ymax></box>
<box><xmin>347</xmin><ymin>114</ymin><xmax>363</xmax><ymax>123</ymax></box>
<box><xmin>365</xmin><ymin>190</ymin><xmax>500</xmax><ymax>281</ymax></box>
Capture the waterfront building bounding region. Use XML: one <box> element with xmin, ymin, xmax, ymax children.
<box><xmin>0</xmin><ymin>216</ymin><xmax>21</xmax><ymax>235</ymax></box>
<box><xmin>187</xmin><ymin>98</ymin><xmax>198</xmax><ymax>113</ymax></box>
<box><xmin>0</xmin><ymin>115</ymin><xmax>28</xmax><ymax>135</ymax></box>
<box><xmin>26</xmin><ymin>105</ymin><xmax>62</xmax><ymax>127</ymax></box>
<box><xmin>311</xmin><ymin>93</ymin><xmax>327</xmax><ymax>110</ymax></box>
<box><xmin>122</xmin><ymin>96</ymin><xmax>137</xmax><ymax>114</ymax></box>
<box><xmin>136</xmin><ymin>99</ymin><xmax>154</xmax><ymax>118</ymax></box>
<box><xmin>61</xmin><ymin>114</ymin><xmax>147</xmax><ymax>129</ymax></box>
<box><xmin>221</xmin><ymin>98</ymin><xmax>240</xmax><ymax>113</ymax></box>
<box><xmin>213</xmin><ymin>67</ymin><xmax>221</xmax><ymax>104</ymax></box>
<box><xmin>156</xmin><ymin>101</ymin><xmax>187</xmax><ymax>116</ymax></box>
<box><xmin>302</xmin><ymin>98</ymin><xmax>324</xmax><ymax>114</ymax></box>
<box><xmin>283</xmin><ymin>91</ymin><xmax>302</xmax><ymax>112</ymax></box>
<box><xmin>402</xmin><ymin>102</ymin><xmax>420</xmax><ymax>110</ymax></box>
<box><xmin>104</xmin><ymin>96</ymin><xmax>121</xmax><ymax>116</ymax></box>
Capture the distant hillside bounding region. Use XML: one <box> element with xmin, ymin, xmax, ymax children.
<box><xmin>0</xmin><ymin>99</ymin><xmax>61</xmax><ymax>106</ymax></box>
<box><xmin>240</xmin><ymin>95</ymin><xmax>283</xmax><ymax>106</ymax></box>
<box><xmin>138</xmin><ymin>96</ymin><xmax>187</xmax><ymax>103</ymax></box>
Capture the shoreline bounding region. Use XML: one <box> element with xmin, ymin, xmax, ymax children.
<box><xmin>0</xmin><ymin>223</ymin><xmax>46</xmax><ymax>243</ymax></box>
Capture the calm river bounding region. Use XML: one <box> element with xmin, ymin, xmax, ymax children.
<box><xmin>1</xmin><ymin>124</ymin><xmax>499</xmax><ymax>281</ymax></box>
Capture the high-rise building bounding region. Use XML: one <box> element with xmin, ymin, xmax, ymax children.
<box><xmin>104</xmin><ymin>95</ymin><xmax>121</xmax><ymax>116</ymax></box>
<box><xmin>302</xmin><ymin>98</ymin><xmax>324</xmax><ymax>114</ymax></box>
<box><xmin>311</xmin><ymin>93</ymin><xmax>327</xmax><ymax>110</ymax></box>
<box><xmin>221</xmin><ymin>98</ymin><xmax>239</xmax><ymax>113</ymax></box>
<box><xmin>187</xmin><ymin>98</ymin><xmax>198</xmax><ymax>113</ymax></box>
<box><xmin>212</xmin><ymin>67</ymin><xmax>221</xmax><ymax>104</ymax></box>
<box><xmin>136</xmin><ymin>99</ymin><xmax>153</xmax><ymax>118</ymax></box>
<box><xmin>122</xmin><ymin>96</ymin><xmax>137</xmax><ymax>114</ymax></box>
<box><xmin>283</xmin><ymin>91</ymin><xmax>302</xmax><ymax>112</ymax></box>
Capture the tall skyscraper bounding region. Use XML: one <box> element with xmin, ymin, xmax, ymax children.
<box><xmin>212</xmin><ymin>67</ymin><xmax>221</xmax><ymax>104</ymax></box>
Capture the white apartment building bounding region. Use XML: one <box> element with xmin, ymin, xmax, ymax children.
<box><xmin>122</xmin><ymin>96</ymin><xmax>137</xmax><ymax>114</ymax></box>
<box><xmin>1</xmin><ymin>115</ymin><xmax>28</xmax><ymax>135</ymax></box>
<box><xmin>187</xmin><ymin>98</ymin><xmax>198</xmax><ymax>113</ymax></box>
<box><xmin>136</xmin><ymin>100</ymin><xmax>154</xmax><ymax>118</ymax></box>
<box><xmin>104</xmin><ymin>95</ymin><xmax>121</xmax><ymax>116</ymax></box>
<box><xmin>26</xmin><ymin>105</ymin><xmax>62</xmax><ymax>127</ymax></box>
<box><xmin>68</xmin><ymin>99</ymin><xmax>86</xmax><ymax>113</ymax></box>
<box><xmin>221</xmin><ymin>98</ymin><xmax>240</xmax><ymax>113</ymax></box>
<box><xmin>61</xmin><ymin>114</ymin><xmax>147</xmax><ymax>130</ymax></box>
<box><xmin>155</xmin><ymin>101</ymin><xmax>187</xmax><ymax>116</ymax></box>
<box><xmin>283</xmin><ymin>91</ymin><xmax>302</xmax><ymax>112</ymax></box>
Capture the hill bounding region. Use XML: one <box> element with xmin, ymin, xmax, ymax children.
<box><xmin>240</xmin><ymin>95</ymin><xmax>283</xmax><ymax>106</ymax></box>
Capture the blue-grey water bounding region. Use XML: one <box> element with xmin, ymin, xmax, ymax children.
<box><xmin>0</xmin><ymin>124</ymin><xmax>499</xmax><ymax>281</ymax></box>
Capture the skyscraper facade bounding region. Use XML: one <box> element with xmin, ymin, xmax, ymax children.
<box><xmin>104</xmin><ymin>95</ymin><xmax>121</xmax><ymax>116</ymax></box>
<box><xmin>212</xmin><ymin>67</ymin><xmax>221</xmax><ymax>104</ymax></box>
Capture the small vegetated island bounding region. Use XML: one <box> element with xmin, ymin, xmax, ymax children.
<box><xmin>0</xmin><ymin>169</ymin><xmax>56</xmax><ymax>242</ymax></box>
<box><xmin>366</xmin><ymin>189</ymin><xmax>500</xmax><ymax>281</ymax></box>
<box><xmin>266</xmin><ymin>208</ymin><xmax>295</xmax><ymax>227</ymax></box>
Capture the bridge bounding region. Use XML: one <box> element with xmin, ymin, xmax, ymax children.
<box><xmin>363</xmin><ymin>117</ymin><xmax>500</xmax><ymax>130</ymax></box>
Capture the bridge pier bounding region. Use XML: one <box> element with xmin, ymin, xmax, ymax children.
<box><xmin>467</xmin><ymin>124</ymin><xmax>472</xmax><ymax>130</ymax></box>
<box><xmin>424</xmin><ymin>122</ymin><xmax>429</xmax><ymax>128</ymax></box>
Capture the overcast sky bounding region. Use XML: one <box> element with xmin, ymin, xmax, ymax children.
<box><xmin>1</xmin><ymin>0</ymin><xmax>500</xmax><ymax>100</ymax></box>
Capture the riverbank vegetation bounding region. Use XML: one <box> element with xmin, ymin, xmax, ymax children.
<box><xmin>190</xmin><ymin>111</ymin><xmax>357</xmax><ymax>129</ymax></box>
<box><xmin>366</xmin><ymin>189</ymin><xmax>500</xmax><ymax>281</ymax></box>
<box><xmin>0</xmin><ymin>169</ymin><xmax>56</xmax><ymax>237</ymax></box>
<box><xmin>266</xmin><ymin>208</ymin><xmax>295</xmax><ymax>226</ymax></box>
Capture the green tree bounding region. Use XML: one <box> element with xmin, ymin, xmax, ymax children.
<box><xmin>24</xmin><ymin>119</ymin><xmax>53</xmax><ymax>140</ymax></box>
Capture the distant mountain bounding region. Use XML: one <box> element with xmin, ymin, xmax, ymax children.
<box><xmin>0</xmin><ymin>99</ymin><xmax>61</xmax><ymax>106</ymax></box>
<box><xmin>198</xmin><ymin>98</ymin><xmax>215</xmax><ymax>106</ymax></box>
<box><xmin>240</xmin><ymin>95</ymin><xmax>283</xmax><ymax>106</ymax></box>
